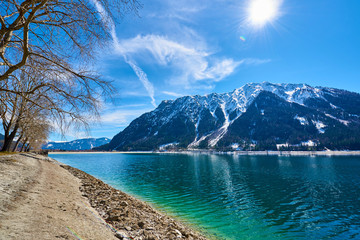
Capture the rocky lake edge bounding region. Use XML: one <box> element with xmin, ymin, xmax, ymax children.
<box><xmin>61</xmin><ymin>164</ymin><xmax>211</xmax><ymax>240</ymax></box>
<box><xmin>0</xmin><ymin>153</ymin><xmax>211</xmax><ymax>240</ymax></box>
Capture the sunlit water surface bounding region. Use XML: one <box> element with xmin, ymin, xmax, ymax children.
<box><xmin>50</xmin><ymin>153</ymin><xmax>360</xmax><ymax>240</ymax></box>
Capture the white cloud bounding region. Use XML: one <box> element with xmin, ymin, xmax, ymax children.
<box><xmin>91</xmin><ymin>0</ymin><xmax>157</xmax><ymax>107</ymax></box>
<box><xmin>90</xmin><ymin>0</ymin><xmax>118</xmax><ymax>43</ymax></box>
<box><xmin>115</xmin><ymin>34</ymin><xmax>207</xmax><ymax>65</ymax></box>
<box><xmin>198</xmin><ymin>59</ymin><xmax>243</xmax><ymax>82</ymax></box>
<box><xmin>146</xmin><ymin>0</ymin><xmax>206</xmax><ymax>22</ymax></box>
<box><xmin>124</xmin><ymin>57</ymin><xmax>157</xmax><ymax>107</ymax></box>
<box><xmin>114</xmin><ymin>34</ymin><xmax>241</xmax><ymax>88</ymax></box>
<box><xmin>117</xmin><ymin>91</ymin><xmax>150</xmax><ymax>97</ymax></box>
<box><xmin>243</xmin><ymin>58</ymin><xmax>272</xmax><ymax>65</ymax></box>
<box><xmin>100</xmin><ymin>108</ymin><xmax>152</xmax><ymax>126</ymax></box>
<box><xmin>162</xmin><ymin>91</ymin><xmax>184</xmax><ymax>97</ymax></box>
<box><xmin>92</xmin><ymin>1</ymin><xmax>270</xmax><ymax>104</ymax></box>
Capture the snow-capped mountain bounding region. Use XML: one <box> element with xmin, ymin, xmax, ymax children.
<box><xmin>104</xmin><ymin>82</ymin><xmax>360</xmax><ymax>151</ymax></box>
<box><xmin>43</xmin><ymin>137</ymin><xmax>110</xmax><ymax>151</ymax></box>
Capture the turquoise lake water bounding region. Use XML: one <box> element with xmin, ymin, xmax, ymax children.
<box><xmin>50</xmin><ymin>153</ymin><xmax>360</xmax><ymax>240</ymax></box>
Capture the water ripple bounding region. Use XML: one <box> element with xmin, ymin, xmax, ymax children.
<box><xmin>51</xmin><ymin>153</ymin><xmax>360</xmax><ymax>240</ymax></box>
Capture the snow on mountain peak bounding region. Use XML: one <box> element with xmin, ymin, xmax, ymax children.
<box><xmin>231</xmin><ymin>82</ymin><xmax>324</xmax><ymax>106</ymax></box>
<box><xmin>106</xmin><ymin>81</ymin><xmax>360</xmax><ymax>151</ymax></box>
<box><xmin>155</xmin><ymin>82</ymin><xmax>328</xmax><ymax>130</ymax></box>
<box><xmin>147</xmin><ymin>82</ymin><xmax>328</xmax><ymax>147</ymax></box>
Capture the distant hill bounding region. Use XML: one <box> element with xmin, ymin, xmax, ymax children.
<box><xmin>0</xmin><ymin>133</ymin><xmax>4</xmax><ymax>140</ymax></box>
<box><xmin>43</xmin><ymin>137</ymin><xmax>110</xmax><ymax>151</ymax></box>
<box><xmin>100</xmin><ymin>82</ymin><xmax>360</xmax><ymax>151</ymax></box>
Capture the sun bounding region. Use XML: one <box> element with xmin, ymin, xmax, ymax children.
<box><xmin>247</xmin><ymin>0</ymin><xmax>282</xmax><ymax>28</ymax></box>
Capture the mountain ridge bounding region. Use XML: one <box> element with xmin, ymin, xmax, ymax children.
<box><xmin>103</xmin><ymin>82</ymin><xmax>360</xmax><ymax>151</ymax></box>
<box><xmin>43</xmin><ymin>137</ymin><xmax>110</xmax><ymax>151</ymax></box>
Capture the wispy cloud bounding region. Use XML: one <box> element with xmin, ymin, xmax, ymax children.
<box><xmin>115</xmin><ymin>34</ymin><xmax>242</xmax><ymax>88</ymax></box>
<box><xmin>117</xmin><ymin>91</ymin><xmax>150</xmax><ymax>97</ymax></box>
<box><xmin>124</xmin><ymin>57</ymin><xmax>157</xmax><ymax>107</ymax></box>
<box><xmin>198</xmin><ymin>59</ymin><xmax>243</xmax><ymax>82</ymax></box>
<box><xmin>93</xmin><ymin>0</ymin><xmax>271</xmax><ymax>105</ymax></box>
<box><xmin>162</xmin><ymin>91</ymin><xmax>184</xmax><ymax>97</ymax></box>
<box><xmin>243</xmin><ymin>58</ymin><xmax>272</xmax><ymax>65</ymax></box>
<box><xmin>90</xmin><ymin>0</ymin><xmax>117</xmax><ymax>42</ymax></box>
<box><xmin>146</xmin><ymin>0</ymin><xmax>206</xmax><ymax>22</ymax></box>
<box><xmin>100</xmin><ymin>108</ymin><xmax>152</xmax><ymax>126</ymax></box>
<box><xmin>91</xmin><ymin>0</ymin><xmax>157</xmax><ymax>107</ymax></box>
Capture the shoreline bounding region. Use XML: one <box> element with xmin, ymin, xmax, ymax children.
<box><xmin>0</xmin><ymin>153</ymin><xmax>211</xmax><ymax>240</ymax></box>
<box><xmin>48</xmin><ymin>150</ymin><xmax>360</xmax><ymax>156</ymax></box>
<box><xmin>62</xmin><ymin>164</ymin><xmax>211</xmax><ymax>240</ymax></box>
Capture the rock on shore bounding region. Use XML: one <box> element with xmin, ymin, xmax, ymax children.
<box><xmin>62</xmin><ymin>165</ymin><xmax>210</xmax><ymax>240</ymax></box>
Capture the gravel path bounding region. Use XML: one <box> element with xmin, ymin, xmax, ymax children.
<box><xmin>0</xmin><ymin>153</ymin><xmax>116</xmax><ymax>240</ymax></box>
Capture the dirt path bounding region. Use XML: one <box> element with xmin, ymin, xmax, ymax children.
<box><xmin>0</xmin><ymin>153</ymin><xmax>116</xmax><ymax>240</ymax></box>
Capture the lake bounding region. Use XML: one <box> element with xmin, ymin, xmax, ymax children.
<box><xmin>50</xmin><ymin>153</ymin><xmax>360</xmax><ymax>240</ymax></box>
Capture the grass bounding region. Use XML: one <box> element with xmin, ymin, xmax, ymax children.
<box><xmin>0</xmin><ymin>152</ymin><xmax>18</xmax><ymax>163</ymax></box>
<box><xmin>0</xmin><ymin>151</ymin><xmax>17</xmax><ymax>156</ymax></box>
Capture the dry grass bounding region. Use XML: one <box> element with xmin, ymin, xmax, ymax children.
<box><xmin>0</xmin><ymin>152</ymin><xmax>17</xmax><ymax>156</ymax></box>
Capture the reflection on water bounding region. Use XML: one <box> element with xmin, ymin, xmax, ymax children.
<box><xmin>51</xmin><ymin>153</ymin><xmax>360</xmax><ymax>240</ymax></box>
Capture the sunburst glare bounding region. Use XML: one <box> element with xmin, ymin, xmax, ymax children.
<box><xmin>247</xmin><ymin>0</ymin><xmax>283</xmax><ymax>28</ymax></box>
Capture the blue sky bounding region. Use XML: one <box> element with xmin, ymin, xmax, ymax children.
<box><xmin>53</xmin><ymin>0</ymin><xmax>360</xmax><ymax>141</ymax></box>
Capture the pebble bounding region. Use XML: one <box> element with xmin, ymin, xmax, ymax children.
<box><xmin>138</xmin><ymin>221</ymin><xmax>145</xmax><ymax>229</ymax></box>
<box><xmin>115</xmin><ymin>231</ymin><xmax>128</xmax><ymax>239</ymax></box>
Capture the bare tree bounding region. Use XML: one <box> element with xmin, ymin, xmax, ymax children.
<box><xmin>19</xmin><ymin>116</ymin><xmax>51</xmax><ymax>151</ymax></box>
<box><xmin>0</xmin><ymin>67</ymin><xmax>105</xmax><ymax>152</ymax></box>
<box><xmin>0</xmin><ymin>79</ymin><xmax>29</xmax><ymax>151</ymax></box>
<box><xmin>12</xmin><ymin>102</ymin><xmax>52</xmax><ymax>151</ymax></box>
<box><xmin>0</xmin><ymin>0</ymin><xmax>140</xmax><ymax>83</ymax></box>
<box><xmin>0</xmin><ymin>0</ymin><xmax>140</xmax><ymax>150</ymax></box>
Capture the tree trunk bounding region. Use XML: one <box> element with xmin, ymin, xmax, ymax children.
<box><xmin>20</xmin><ymin>138</ymin><xmax>28</xmax><ymax>152</ymax></box>
<box><xmin>1</xmin><ymin>131</ymin><xmax>17</xmax><ymax>152</ymax></box>
<box><xmin>1</xmin><ymin>126</ymin><xmax>10</xmax><ymax>151</ymax></box>
<box><xmin>1</xmin><ymin>122</ymin><xmax>19</xmax><ymax>152</ymax></box>
<box><xmin>1</xmin><ymin>137</ymin><xmax>13</xmax><ymax>152</ymax></box>
<box><xmin>20</xmin><ymin>144</ymin><xmax>26</xmax><ymax>152</ymax></box>
<box><xmin>12</xmin><ymin>134</ymin><xmax>23</xmax><ymax>152</ymax></box>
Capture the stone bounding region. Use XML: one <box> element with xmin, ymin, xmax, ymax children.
<box><xmin>115</xmin><ymin>231</ymin><xmax>128</xmax><ymax>239</ymax></box>
<box><xmin>174</xmin><ymin>229</ymin><xmax>182</xmax><ymax>237</ymax></box>
<box><xmin>138</xmin><ymin>221</ymin><xmax>145</xmax><ymax>229</ymax></box>
<box><xmin>144</xmin><ymin>235</ymin><xmax>157</xmax><ymax>240</ymax></box>
<box><xmin>107</xmin><ymin>209</ymin><xmax>122</xmax><ymax>221</ymax></box>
